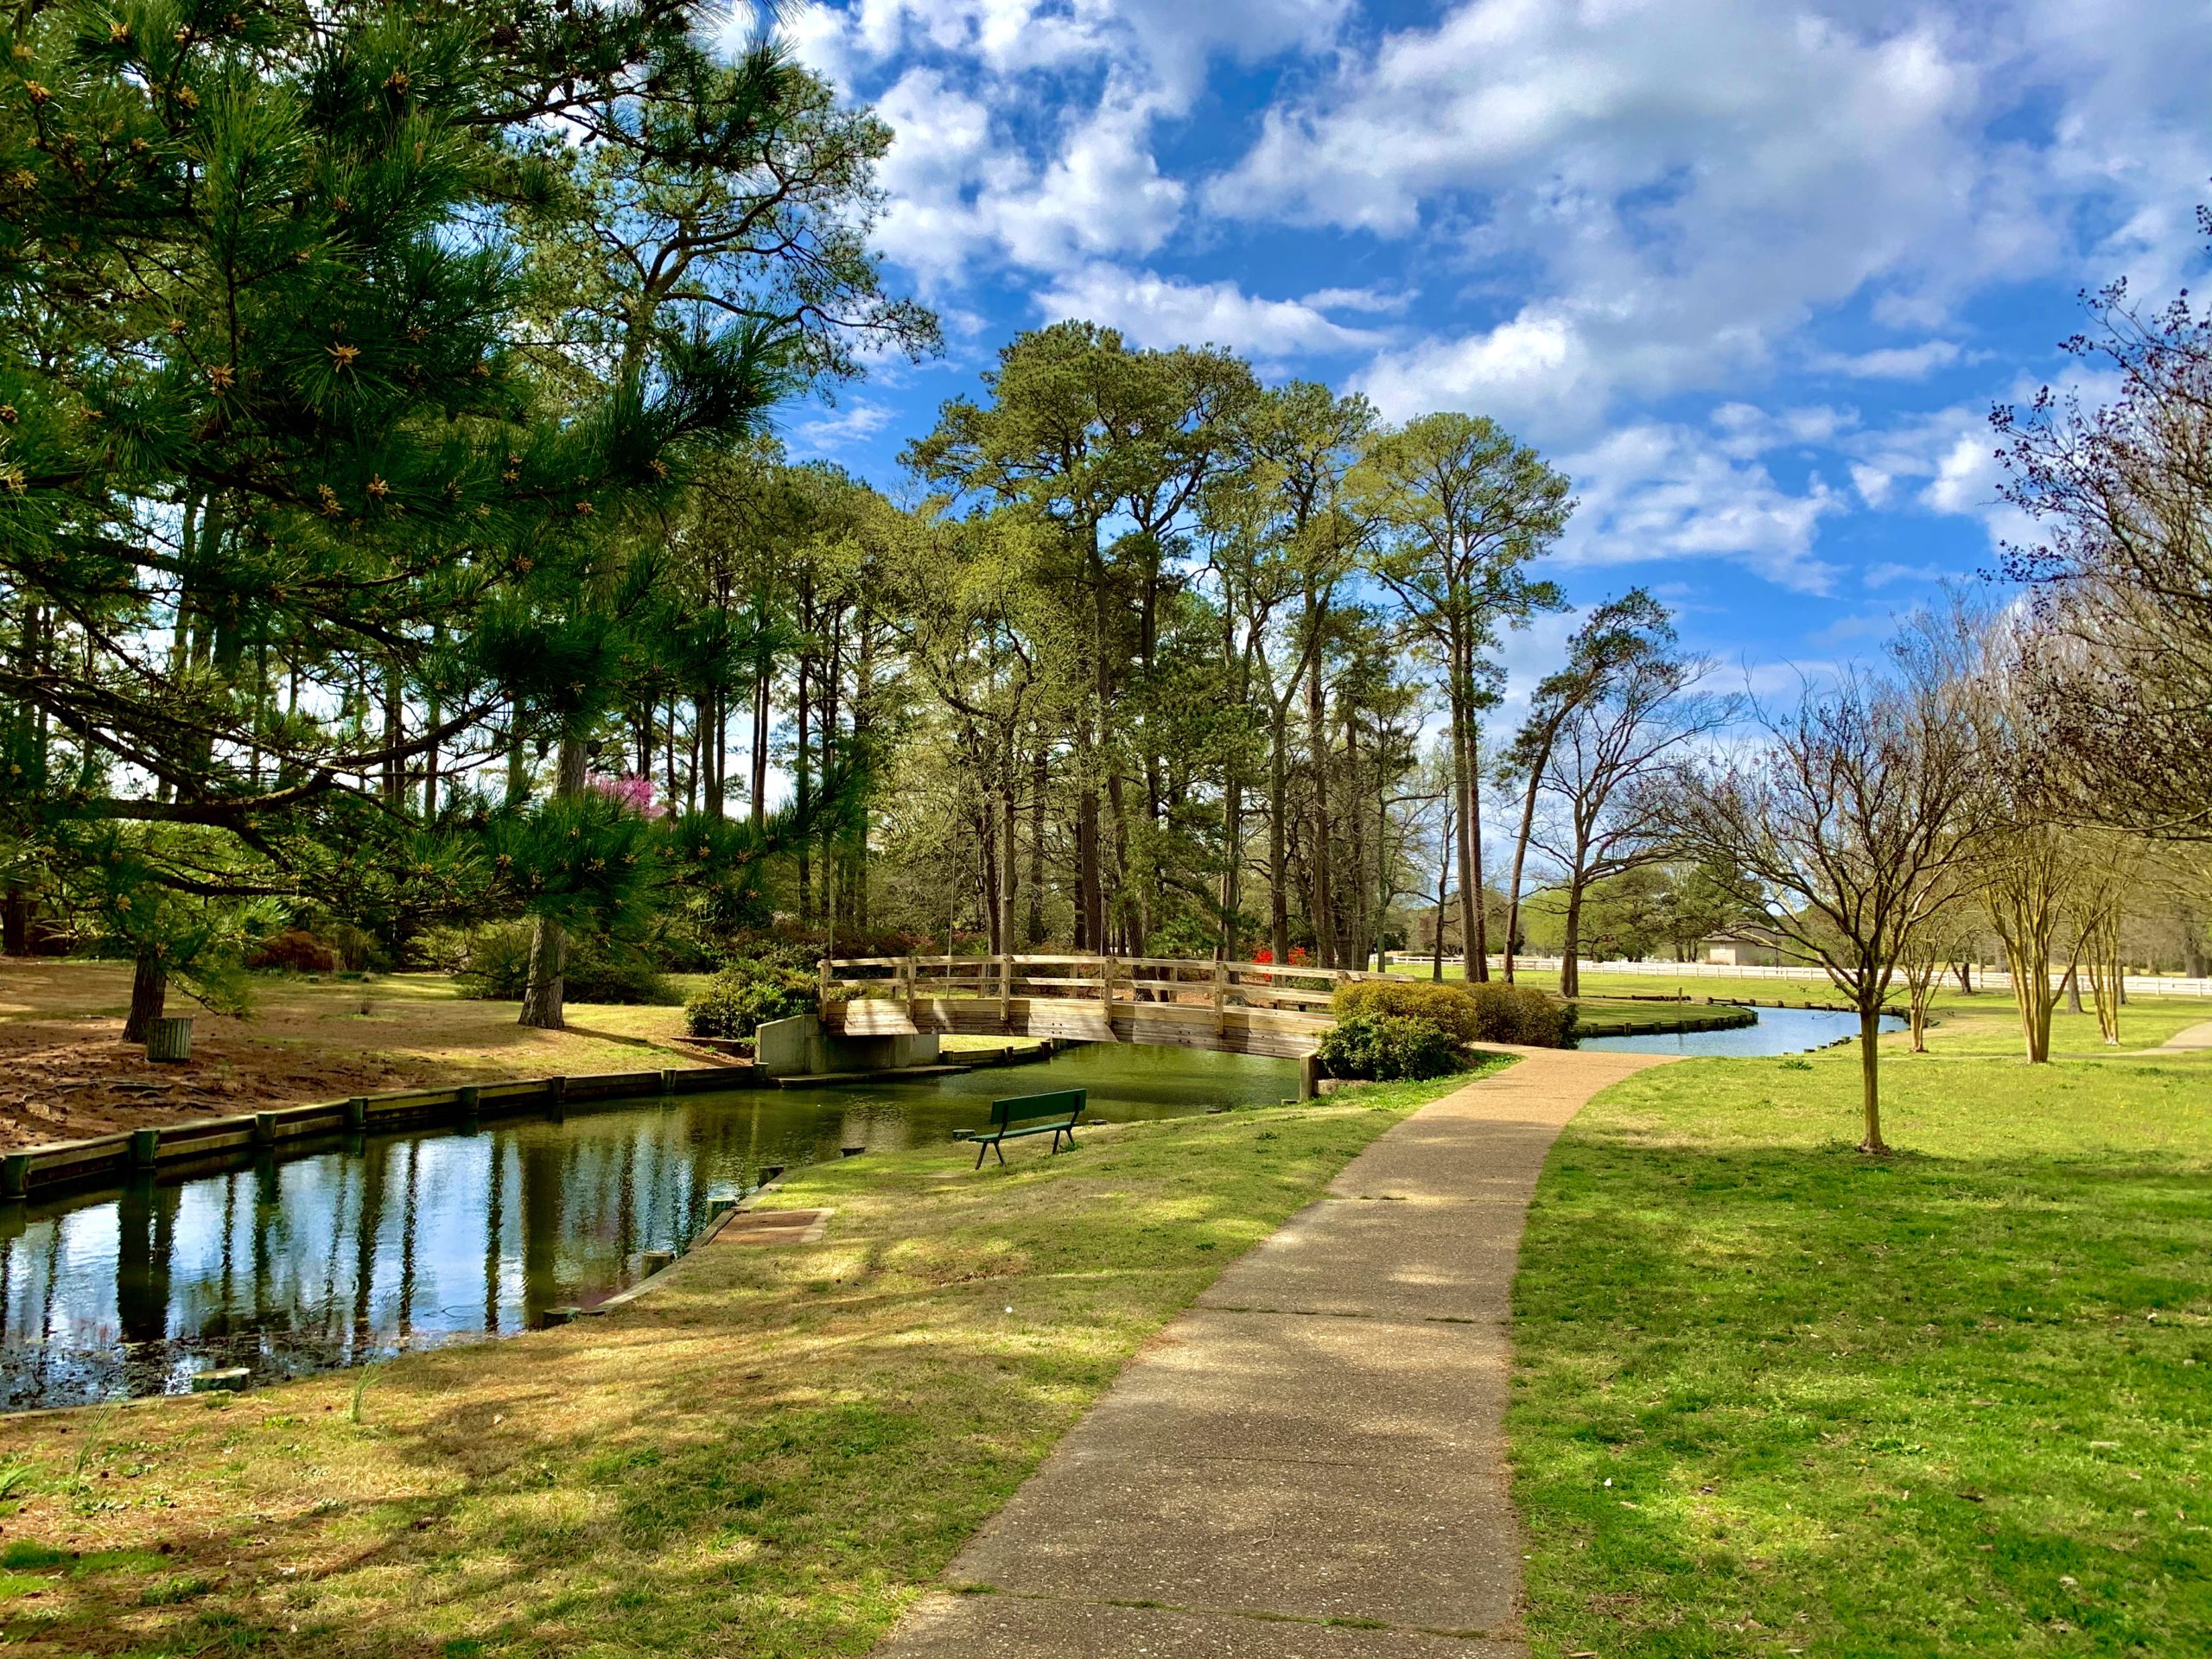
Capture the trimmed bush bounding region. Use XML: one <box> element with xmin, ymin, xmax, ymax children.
<box><xmin>1315</xmin><ymin>1012</ymin><xmax>1465</xmax><ymax>1082</ymax></box>
<box><xmin>1331</xmin><ymin>977</ymin><xmax>1577</xmax><ymax>1049</ymax></box>
<box><xmin>1333</xmin><ymin>979</ymin><xmax>1484</xmax><ymax>1043</ymax></box>
<box><xmin>456</xmin><ymin>923</ymin><xmax>676</xmax><ymax>1006</ymax></box>
<box><xmin>1466</xmin><ymin>982</ymin><xmax>1578</xmax><ymax>1047</ymax></box>
<box><xmin>685</xmin><ymin>958</ymin><xmax>820</xmax><ymax>1039</ymax></box>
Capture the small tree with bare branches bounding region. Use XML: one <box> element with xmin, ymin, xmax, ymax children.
<box><xmin>1666</xmin><ymin>665</ymin><xmax>1982</xmax><ymax>1153</ymax></box>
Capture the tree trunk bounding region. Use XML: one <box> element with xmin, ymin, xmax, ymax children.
<box><xmin>518</xmin><ymin>736</ymin><xmax>588</xmax><ymax>1031</ymax></box>
<box><xmin>2</xmin><ymin>885</ymin><xmax>28</xmax><ymax>957</ymax></box>
<box><xmin>1560</xmin><ymin>879</ymin><xmax>1585</xmax><ymax>999</ymax></box>
<box><xmin>1857</xmin><ymin>1002</ymin><xmax>1886</xmax><ymax>1154</ymax></box>
<box><xmin>1450</xmin><ymin>679</ymin><xmax>1481</xmax><ymax>985</ymax></box>
<box><xmin>1268</xmin><ymin>701</ymin><xmax>1291</xmax><ymax>966</ymax></box>
<box><xmin>1028</xmin><ymin>747</ymin><xmax>1048</xmax><ymax>947</ymax></box>
<box><xmin>124</xmin><ymin>954</ymin><xmax>168</xmax><ymax>1044</ymax></box>
<box><xmin>1431</xmin><ymin>798</ymin><xmax>1453</xmax><ymax>982</ymax></box>
<box><xmin>518</xmin><ymin>914</ymin><xmax>567</xmax><ymax>1031</ymax></box>
<box><xmin>1306</xmin><ymin>640</ymin><xmax>1338</xmax><ymax>969</ymax></box>
<box><xmin>750</xmin><ymin>667</ymin><xmax>770</xmax><ymax>830</ymax></box>
<box><xmin>1503</xmin><ymin>768</ymin><xmax>1543</xmax><ymax>985</ymax></box>
<box><xmin>1001</xmin><ymin>785</ymin><xmax>1019</xmax><ymax>964</ymax></box>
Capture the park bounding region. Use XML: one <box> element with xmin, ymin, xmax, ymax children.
<box><xmin>2</xmin><ymin>3</ymin><xmax>2209</xmax><ymax>1656</ymax></box>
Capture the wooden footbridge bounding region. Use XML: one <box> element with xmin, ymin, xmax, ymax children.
<box><xmin>820</xmin><ymin>955</ymin><xmax>1393</xmax><ymax>1059</ymax></box>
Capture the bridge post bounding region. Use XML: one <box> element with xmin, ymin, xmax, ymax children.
<box><xmin>818</xmin><ymin>958</ymin><xmax>832</xmax><ymax>1007</ymax></box>
<box><xmin>1298</xmin><ymin>1054</ymin><xmax>1320</xmax><ymax>1102</ymax></box>
<box><xmin>901</xmin><ymin>954</ymin><xmax>916</xmax><ymax>1007</ymax></box>
<box><xmin>1213</xmin><ymin>958</ymin><xmax>1228</xmax><ymax>1033</ymax></box>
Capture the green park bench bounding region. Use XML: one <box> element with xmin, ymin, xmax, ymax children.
<box><xmin>956</xmin><ymin>1088</ymin><xmax>1086</xmax><ymax>1168</ymax></box>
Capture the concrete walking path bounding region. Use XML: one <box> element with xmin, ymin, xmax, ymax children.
<box><xmin>872</xmin><ymin>1045</ymin><xmax>1676</xmax><ymax>1659</ymax></box>
<box><xmin>2156</xmin><ymin>1019</ymin><xmax>2212</xmax><ymax>1052</ymax></box>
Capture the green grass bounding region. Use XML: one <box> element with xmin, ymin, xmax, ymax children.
<box><xmin>1510</xmin><ymin>1025</ymin><xmax>2212</xmax><ymax>1656</ymax></box>
<box><xmin>1568</xmin><ymin>997</ymin><xmax>1755</xmax><ymax>1037</ymax></box>
<box><xmin>0</xmin><ymin>1063</ymin><xmax>1504</xmax><ymax>1656</ymax></box>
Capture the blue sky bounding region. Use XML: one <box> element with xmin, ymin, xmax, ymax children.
<box><xmin>766</xmin><ymin>0</ymin><xmax>2212</xmax><ymax>696</ymax></box>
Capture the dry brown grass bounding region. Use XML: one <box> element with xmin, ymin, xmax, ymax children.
<box><xmin>0</xmin><ymin>962</ymin><xmax>722</xmax><ymax>1151</ymax></box>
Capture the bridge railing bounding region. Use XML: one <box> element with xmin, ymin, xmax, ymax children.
<box><xmin>819</xmin><ymin>954</ymin><xmax>1395</xmax><ymax>1016</ymax></box>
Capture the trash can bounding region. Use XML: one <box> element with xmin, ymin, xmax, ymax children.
<box><xmin>145</xmin><ymin>1016</ymin><xmax>194</xmax><ymax>1062</ymax></box>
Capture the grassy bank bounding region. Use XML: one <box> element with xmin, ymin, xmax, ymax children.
<box><xmin>0</xmin><ymin>1065</ymin><xmax>1502</xmax><ymax>1656</ymax></box>
<box><xmin>1510</xmin><ymin>1005</ymin><xmax>2211</xmax><ymax>1655</ymax></box>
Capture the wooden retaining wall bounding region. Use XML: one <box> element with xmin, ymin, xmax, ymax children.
<box><xmin>1</xmin><ymin>1065</ymin><xmax>749</xmax><ymax>1202</ymax></box>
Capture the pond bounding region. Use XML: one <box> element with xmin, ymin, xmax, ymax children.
<box><xmin>1577</xmin><ymin>1003</ymin><xmax>1906</xmax><ymax>1058</ymax></box>
<box><xmin>0</xmin><ymin>1045</ymin><xmax>1295</xmax><ymax>1413</ymax></box>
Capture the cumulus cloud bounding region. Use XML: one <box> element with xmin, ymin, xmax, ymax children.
<box><xmin>1557</xmin><ymin>423</ymin><xmax>1847</xmax><ymax>595</ymax></box>
<box><xmin>1353</xmin><ymin>308</ymin><xmax>1592</xmax><ymax>425</ymax></box>
<box><xmin>1033</xmin><ymin>266</ymin><xmax>1387</xmax><ymax>358</ymax></box>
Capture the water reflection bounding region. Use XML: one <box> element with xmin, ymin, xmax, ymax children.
<box><xmin>1577</xmin><ymin>1004</ymin><xmax>1907</xmax><ymax>1057</ymax></box>
<box><xmin>0</xmin><ymin>1045</ymin><xmax>1294</xmax><ymax>1411</ymax></box>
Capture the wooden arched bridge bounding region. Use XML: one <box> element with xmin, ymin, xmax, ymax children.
<box><xmin>820</xmin><ymin>955</ymin><xmax>1394</xmax><ymax>1059</ymax></box>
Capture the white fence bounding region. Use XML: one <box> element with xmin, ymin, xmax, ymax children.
<box><xmin>1389</xmin><ymin>954</ymin><xmax>2212</xmax><ymax>999</ymax></box>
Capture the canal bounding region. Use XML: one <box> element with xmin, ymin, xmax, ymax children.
<box><xmin>0</xmin><ymin>1046</ymin><xmax>1296</xmax><ymax>1412</ymax></box>
<box><xmin>1577</xmin><ymin>1003</ymin><xmax>1906</xmax><ymax>1057</ymax></box>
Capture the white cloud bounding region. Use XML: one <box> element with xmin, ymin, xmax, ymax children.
<box><xmin>1922</xmin><ymin>431</ymin><xmax>2000</xmax><ymax>516</ymax></box>
<box><xmin>1300</xmin><ymin>285</ymin><xmax>1411</xmax><ymax>315</ymax></box>
<box><xmin>1849</xmin><ymin>464</ymin><xmax>1894</xmax><ymax>507</ymax></box>
<box><xmin>1033</xmin><ymin>266</ymin><xmax>1386</xmax><ymax>358</ymax></box>
<box><xmin>867</xmin><ymin>70</ymin><xmax>1183</xmax><ymax>287</ymax></box>
<box><xmin>1207</xmin><ymin>0</ymin><xmax>2212</xmax><ymax>428</ymax></box>
<box><xmin>793</xmin><ymin>399</ymin><xmax>896</xmax><ymax>454</ymax></box>
<box><xmin>1708</xmin><ymin>403</ymin><xmax>1858</xmax><ymax>460</ymax></box>
<box><xmin>1353</xmin><ymin>308</ymin><xmax>1592</xmax><ymax>425</ymax></box>
<box><xmin>1557</xmin><ymin>423</ymin><xmax>1846</xmax><ymax>595</ymax></box>
<box><xmin>1810</xmin><ymin>340</ymin><xmax>1964</xmax><ymax>379</ymax></box>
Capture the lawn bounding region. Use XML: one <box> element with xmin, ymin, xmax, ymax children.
<box><xmin>1510</xmin><ymin>999</ymin><xmax>2212</xmax><ymax>1656</ymax></box>
<box><xmin>0</xmin><ymin>1065</ymin><xmax>1502</xmax><ymax>1656</ymax></box>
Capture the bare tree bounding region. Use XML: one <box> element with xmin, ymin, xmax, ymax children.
<box><xmin>1667</xmin><ymin>665</ymin><xmax>1982</xmax><ymax>1154</ymax></box>
<box><xmin>1528</xmin><ymin>645</ymin><xmax>1736</xmax><ymax>998</ymax></box>
<box><xmin>1995</xmin><ymin>266</ymin><xmax>2212</xmax><ymax>841</ymax></box>
<box><xmin>1497</xmin><ymin>588</ymin><xmax>1672</xmax><ymax>983</ymax></box>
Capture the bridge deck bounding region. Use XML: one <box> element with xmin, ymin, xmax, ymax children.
<box><xmin>830</xmin><ymin>993</ymin><xmax>1333</xmax><ymax>1059</ymax></box>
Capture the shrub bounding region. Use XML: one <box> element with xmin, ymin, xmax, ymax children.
<box><xmin>1467</xmin><ymin>982</ymin><xmax>1578</xmax><ymax>1048</ymax></box>
<box><xmin>455</xmin><ymin>923</ymin><xmax>676</xmax><ymax>1006</ymax></box>
<box><xmin>245</xmin><ymin>928</ymin><xmax>339</xmax><ymax>973</ymax></box>
<box><xmin>1333</xmin><ymin>979</ymin><xmax>1484</xmax><ymax>1043</ymax></box>
<box><xmin>1315</xmin><ymin>1012</ymin><xmax>1465</xmax><ymax>1082</ymax></box>
<box><xmin>1330</xmin><ymin>977</ymin><xmax>1576</xmax><ymax>1049</ymax></box>
<box><xmin>685</xmin><ymin>958</ymin><xmax>820</xmax><ymax>1039</ymax></box>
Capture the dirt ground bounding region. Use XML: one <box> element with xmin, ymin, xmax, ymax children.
<box><xmin>0</xmin><ymin>960</ymin><xmax>719</xmax><ymax>1152</ymax></box>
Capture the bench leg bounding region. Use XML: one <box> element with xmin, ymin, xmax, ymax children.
<box><xmin>974</xmin><ymin>1138</ymin><xmax>988</xmax><ymax>1170</ymax></box>
<box><xmin>994</xmin><ymin>1138</ymin><xmax>1007</xmax><ymax>1166</ymax></box>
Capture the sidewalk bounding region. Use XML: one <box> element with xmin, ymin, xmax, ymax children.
<box><xmin>872</xmin><ymin>1045</ymin><xmax>1675</xmax><ymax>1658</ymax></box>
